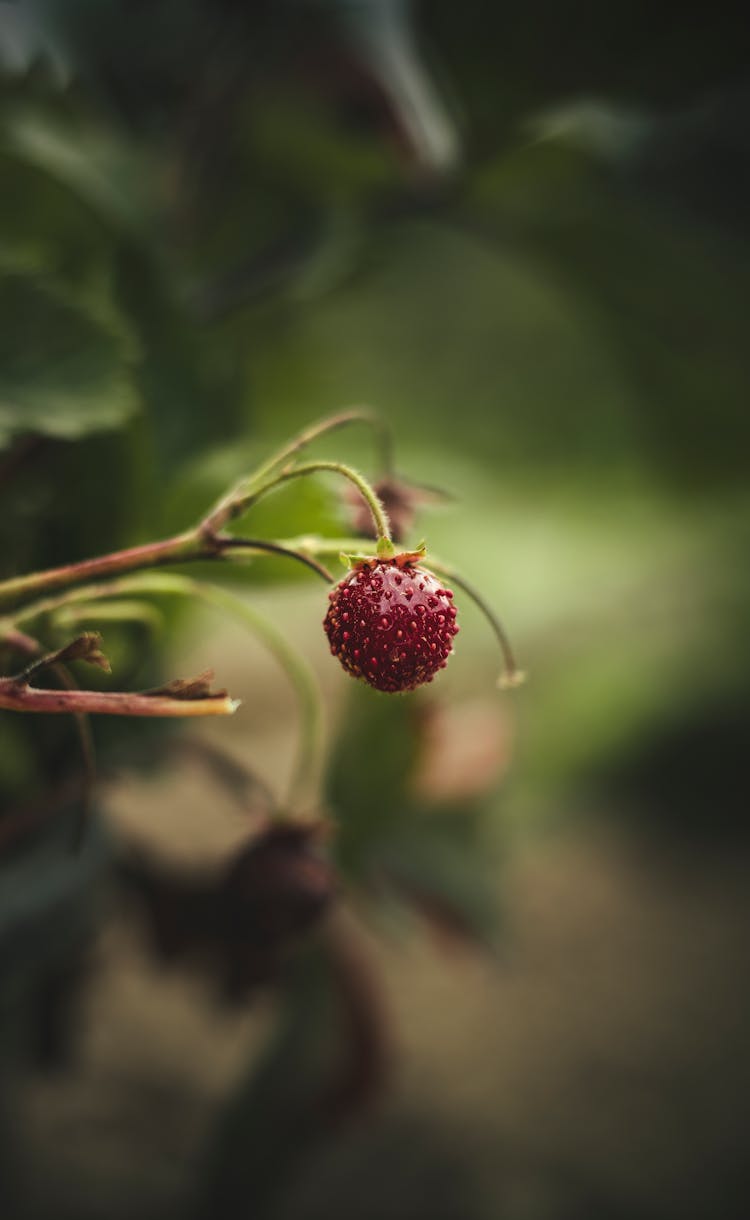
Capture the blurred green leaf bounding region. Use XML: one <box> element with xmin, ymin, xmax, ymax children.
<box><xmin>326</xmin><ymin>686</ymin><xmax>420</xmax><ymax>871</ymax></box>
<box><xmin>2</xmin><ymin>107</ymin><xmax>154</xmax><ymax>235</ymax></box>
<box><xmin>0</xmin><ymin>269</ymin><xmax>139</xmax><ymax>450</ymax></box>
<box><xmin>326</xmin><ymin>686</ymin><xmax>499</xmax><ymax>942</ymax></box>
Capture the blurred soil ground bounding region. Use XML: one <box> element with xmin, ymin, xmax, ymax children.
<box><xmin>13</xmin><ymin>606</ymin><xmax>750</xmax><ymax>1220</ymax></box>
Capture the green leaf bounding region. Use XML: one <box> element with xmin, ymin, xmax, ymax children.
<box><xmin>325</xmin><ymin>685</ymin><xmax>501</xmax><ymax>941</ymax></box>
<box><xmin>0</xmin><ymin>270</ymin><xmax>139</xmax><ymax>450</ymax></box>
<box><xmin>1</xmin><ymin>107</ymin><xmax>154</xmax><ymax>236</ymax></box>
<box><xmin>325</xmin><ymin>685</ymin><xmax>420</xmax><ymax>871</ymax></box>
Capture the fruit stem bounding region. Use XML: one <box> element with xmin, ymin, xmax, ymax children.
<box><xmin>210</xmin><ymin>461</ymin><xmax>392</xmax><ymax>543</ymax></box>
<box><xmin>427</xmin><ymin>561</ymin><xmax>526</xmax><ymax>689</ymax></box>
<box><xmin>173</xmin><ymin>578</ymin><xmax>324</xmax><ymax>811</ymax></box>
<box><xmin>252</xmin><ymin>408</ymin><xmax>394</xmax><ymax>482</ymax></box>
<box><xmin>211</xmin><ymin>537</ymin><xmax>334</xmax><ymax>582</ymax></box>
<box><xmin>203</xmin><ymin>410</ymin><xmax>394</xmax><ymax>533</ymax></box>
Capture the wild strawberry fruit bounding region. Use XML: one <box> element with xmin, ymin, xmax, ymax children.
<box><xmin>323</xmin><ymin>550</ymin><xmax>459</xmax><ymax>693</ymax></box>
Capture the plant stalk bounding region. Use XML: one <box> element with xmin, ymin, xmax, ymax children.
<box><xmin>209</xmin><ymin>461</ymin><xmax>392</xmax><ymax>542</ymax></box>
<box><xmin>0</xmin><ymin>679</ymin><xmax>238</xmax><ymax>717</ymax></box>
<box><xmin>0</xmin><ymin>532</ymin><xmax>331</xmax><ymax>619</ymax></box>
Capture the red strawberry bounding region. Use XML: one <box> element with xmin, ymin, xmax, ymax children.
<box><xmin>323</xmin><ymin>552</ymin><xmax>459</xmax><ymax>693</ymax></box>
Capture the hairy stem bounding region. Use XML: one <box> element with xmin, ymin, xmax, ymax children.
<box><xmin>253</xmin><ymin>409</ymin><xmax>394</xmax><ymax>483</ymax></box>
<box><xmin>215</xmin><ymin>461</ymin><xmax>392</xmax><ymax>542</ymax></box>
<box><xmin>204</xmin><ymin>409</ymin><xmax>394</xmax><ymax>532</ymax></box>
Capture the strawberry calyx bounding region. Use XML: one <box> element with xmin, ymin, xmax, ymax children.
<box><xmin>339</xmin><ymin>539</ymin><xmax>427</xmax><ymax>571</ymax></box>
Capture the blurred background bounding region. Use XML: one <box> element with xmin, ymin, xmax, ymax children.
<box><xmin>1</xmin><ymin>2</ymin><xmax>749</xmax><ymax>1217</ymax></box>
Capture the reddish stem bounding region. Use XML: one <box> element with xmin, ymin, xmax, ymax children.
<box><xmin>0</xmin><ymin>679</ymin><xmax>237</xmax><ymax>717</ymax></box>
<box><xmin>0</xmin><ymin>531</ymin><xmax>200</xmax><ymax>612</ymax></box>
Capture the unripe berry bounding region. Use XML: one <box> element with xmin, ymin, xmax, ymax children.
<box><xmin>324</xmin><ymin>555</ymin><xmax>459</xmax><ymax>693</ymax></box>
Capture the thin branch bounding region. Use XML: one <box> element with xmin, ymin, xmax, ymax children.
<box><xmin>184</xmin><ymin>579</ymin><xmax>323</xmax><ymax>809</ymax></box>
<box><xmin>34</xmin><ymin>572</ymin><xmax>324</xmax><ymax>810</ymax></box>
<box><xmin>0</xmin><ymin>531</ymin><xmax>331</xmax><ymax>621</ymax></box>
<box><xmin>426</xmin><ymin>561</ymin><xmax>526</xmax><ymax>689</ymax></box>
<box><xmin>207</xmin><ymin>461</ymin><xmax>392</xmax><ymax>542</ymax></box>
<box><xmin>256</xmin><ymin>409</ymin><xmax>394</xmax><ymax>480</ymax></box>
<box><xmin>218</xmin><ymin>537</ymin><xmax>333</xmax><ymax>583</ymax></box>
<box><xmin>170</xmin><ymin>736</ymin><xmax>277</xmax><ymax>817</ymax></box>
<box><xmin>0</xmin><ymin>626</ymin><xmax>42</xmax><ymax>657</ymax></box>
<box><xmin>0</xmin><ymin>530</ymin><xmax>201</xmax><ymax>614</ymax></box>
<box><xmin>0</xmin><ymin>673</ymin><xmax>239</xmax><ymax>717</ymax></box>
<box><xmin>203</xmin><ymin>409</ymin><xmax>395</xmax><ymax>532</ymax></box>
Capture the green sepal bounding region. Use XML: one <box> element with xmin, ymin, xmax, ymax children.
<box><xmin>338</xmin><ymin>550</ymin><xmax>377</xmax><ymax>569</ymax></box>
<box><xmin>376</xmin><ymin>536</ymin><xmax>397</xmax><ymax>560</ymax></box>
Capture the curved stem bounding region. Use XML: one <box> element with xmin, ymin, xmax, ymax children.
<box><xmin>53</xmin><ymin>599</ymin><xmax>164</xmax><ymax>634</ymax></box>
<box><xmin>32</xmin><ymin>572</ymin><xmax>324</xmax><ymax>810</ymax></box>
<box><xmin>428</xmin><ymin>561</ymin><xmax>525</xmax><ymax>689</ymax></box>
<box><xmin>169</xmin><ymin>736</ymin><xmax>277</xmax><ymax>819</ymax></box>
<box><xmin>203</xmin><ymin>411</ymin><xmax>395</xmax><ymax>533</ymax></box>
<box><xmin>186</xmin><ymin>580</ymin><xmax>323</xmax><ymax>810</ymax></box>
<box><xmin>238</xmin><ymin>462</ymin><xmax>392</xmax><ymax>542</ymax></box>
<box><xmin>281</xmin><ymin>535</ymin><xmax>380</xmax><ymax>560</ymax></box>
<box><xmin>0</xmin><ymin>418</ymin><xmax>390</xmax><ymax>613</ymax></box>
<box><xmin>252</xmin><ymin>409</ymin><xmax>394</xmax><ymax>483</ymax></box>
<box><xmin>218</xmin><ymin>537</ymin><xmax>333</xmax><ymax>583</ymax></box>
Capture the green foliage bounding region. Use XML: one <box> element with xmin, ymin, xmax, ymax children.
<box><xmin>0</xmin><ymin>268</ymin><xmax>138</xmax><ymax>448</ymax></box>
<box><xmin>1</xmin><ymin>3</ymin><xmax>749</xmax><ymax>1213</ymax></box>
<box><xmin>327</xmin><ymin>686</ymin><xmax>499</xmax><ymax>943</ymax></box>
